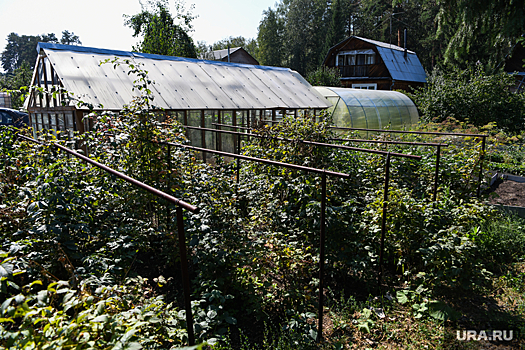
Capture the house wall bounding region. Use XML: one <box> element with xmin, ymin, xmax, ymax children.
<box><xmin>324</xmin><ymin>37</ymin><xmax>426</xmax><ymax>91</ymax></box>
<box><xmin>324</xmin><ymin>38</ymin><xmax>391</xmax><ymax>81</ymax></box>
<box><xmin>341</xmin><ymin>79</ymin><xmax>391</xmax><ymax>90</ymax></box>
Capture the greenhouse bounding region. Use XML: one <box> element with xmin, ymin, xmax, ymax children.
<box><xmin>25</xmin><ymin>43</ymin><xmax>331</xmax><ymax>157</ymax></box>
<box><xmin>313</xmin><ymin>86</ymin><xmax>419</xmax><ymax>130</ymax></box>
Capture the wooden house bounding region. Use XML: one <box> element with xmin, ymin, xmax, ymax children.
<box><xmin>206</xmin><ymin>47</ymin><xmax>259</xmax><ymax>65</ymax></box>
<box><xmin>322</xmin><ymin>36</ymin><xmax>426</xmax><ymax>91</ymax></box>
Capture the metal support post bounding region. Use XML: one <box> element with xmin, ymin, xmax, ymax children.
<box><xmin>433</xmin><ymin>145</ymin><xmax>441</xmax><ymax>202</ymax></box>
<box><xmin>378</xmin><ymin>153</ymin><xmax>391</xmax><ymax>287</ymax></box>
<box><xmin>177</xmin><ymin>206</ymin><xmax>195</xmax><ymax>346</ymax></box>
<box><xmin>316</xmin><ymin>172</ymin><xmax>327</xmax><ymax>343</ymax></box>
<box><xmin>477</xmin><ymin>136</ymin><xmax>486</xmax><ymax>197</ymax></box>
<box><xmin>236</xmin><ymin>131</ymin><xmax>241</xmax><ymax>185</ymax></box>
<box><xmin>166</xmin><ymin>144</ymin><xmax>171</xmax><ymax>230</ymax></box>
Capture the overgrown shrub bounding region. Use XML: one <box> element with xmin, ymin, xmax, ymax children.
<box><xmin>305</xmin><ymin>66</ymin><xmax>342</xmax><ymax>87</ymax></box>
<box><xmin>409</xmin><ymin>65</ymin><xmax>525</xmax><ymax>133</ymax></box>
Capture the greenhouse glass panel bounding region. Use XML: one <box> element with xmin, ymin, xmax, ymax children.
<box><xmin>313</xmin><ymin>87</ymin><xmax>419</xmax><ymax>130</ymax></box>
<box><xmin>221</xmin><ymin>111</ymin><xmax>235</xmax><ymax>153</ymax></box>
<box><xmin>351</xmin><ymin>107</ymin><xmax>367</xmax><ymax>129</ymax></box>
<box><xmin>187</xmin><ymin>111</ymin><xmax>202</xmax><ymax>148</ymax></box>
<box><xmin>204</xmin><ymin>110</ymin><xmax>217</xmax><ymax>151</ymax></box>
<box><xmin>363</xmin><ymin>107</ymin><xmax>380</xmax><ymax>129</ymax></box>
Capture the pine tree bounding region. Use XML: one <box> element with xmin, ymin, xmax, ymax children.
<box><xmin>257</xmin><ymin>8</ymin><xmax>285</xmax><ymax>67</ymax></box>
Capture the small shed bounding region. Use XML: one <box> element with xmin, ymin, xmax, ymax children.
<box><xmin>207</xmin><ymin>47</ymin><xmax>259</xmax><ymax>65</ymax></box>
<box><xmin>26</xmin><ymin>43</ymin><xmax>330</xmax><ymax>153</ymax></box>
<box><xmin>322</xmin><ymin>36</ymin><xmax>426</xmax><ymax>91</ymax></box>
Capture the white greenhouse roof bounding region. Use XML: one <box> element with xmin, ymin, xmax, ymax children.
<box><xmin>36</xmin><ymin>43</ymin><xmax>331</xmax><ymax>111</ymax></box>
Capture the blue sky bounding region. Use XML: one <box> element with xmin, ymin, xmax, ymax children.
<box><xmin>0</xmin><ymin>0</ymin><xmax>278</xmax><ymax>52</ymax></box>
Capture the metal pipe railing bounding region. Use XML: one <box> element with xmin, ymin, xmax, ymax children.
<box><xmin>158</xmin><ymin>139</ymin><xmax>349</xmax><ymax>342</ymax></box>
<box><xmin>16</xmin><ymin>134</ymin><xmax>198</xmax><ymax>345</ymax></box>
<box><xmin>328</xmin><ymin>125</ymin><xmax>488</xmax><ymax>138</ymax></box>
<box><xmin>181</xmin><ymin>125</ymin><xmax>421</xmax><ymax>160</ymax></box>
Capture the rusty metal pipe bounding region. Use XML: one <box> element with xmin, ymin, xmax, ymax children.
<box><xmin>330</xmin><ymin>137</ymin><xmax>447</xmax><ymax>147</ymax></box>
<box><xmin>433</xmin><ymin>145</ymin><xmax>441</xmax><ymax>202</ymax></box>
<box><xmin>178</xmin><ymin>125</ymin><xmax>421</xmax><ymax>160</ymax></box>
<box><xmin>17</xmin><ymin>133</ymin><xmax>198</xmax><ymax>347</ymax></box>
<box><xmin>378</xmin><ymin>153</ymin><xmax>391</xmax><ymax>287</ymax></box>
<box><xmin>477</xmin><ymin>136</ymin><xmax>486</xmax><ymax>197</ymax></box>
<box><xmin>159</xmin><ymin>141</ymin><xmax>351</xmax><ymax>179</ymax></box>
<box><xmin>52</xmin><ymin>143</ymin><xmax>199</xmax><ymax>213</ymax></box>
<box><xmin>328</xmin><ymin>126</ymin><xmax>487</xmax><ymax>138</ymax></box>
<box><xmin>177</xmin><ymin>206</ymin><xmax>195</xmax><ymax>346</ymax></box>
<box><xmin>316</xmin><ymin>171</ymin><xmax>327</xmax><ymax>343</ymax></box>
<box><xmin>16</xmin><ymin>134</ymin><xmax>199</xmax><ymax>213</ymax></box>
<box><xmin>212</xmin><ymin>123</ymin><xmax>252</xmax><ymax>131</ymax></box>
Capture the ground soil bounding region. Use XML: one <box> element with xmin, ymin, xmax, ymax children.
<box><xmin>486</xmin><ymin>179</ymin><xmax>525</xmax><ymax>207</ymax></box>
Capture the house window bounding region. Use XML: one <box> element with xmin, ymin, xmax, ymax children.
<box><xmin>352</xmin><ymin>83</ymin><xmax>377</xmax><ymax>90</ymax></box>
<box><xmin>336</xmin><ymin>50</ymin><xmax>375</xmax><ymax>66</ymax></box>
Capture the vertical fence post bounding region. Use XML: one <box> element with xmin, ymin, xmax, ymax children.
<box><xmin>378</xmin><ymin>153</ymin><xmax>391</xmax><ymax>287</ymax></box>
<box><xmin>236</xmin><ymin>131</ymin><xmax>241</xmax><ymax>185</ymax></box>
<box><xmin>166</xmin><ymin>144</ymin><xmax>171</xmax><ymax>230</ymax></box>
<box><xmin>477</xmin><ymin>136</ymin><xmax>486</xmax><ymax>197</ymax></box>
<box><xmin>433</xmin><ymin>145</ymin><xmax>441</xmax><ymax>202</ymax></box>
<box><xmin>316</xmin><ymin>171</ymin><xmax>327</xmax><ymax>343</ymax></box>
<box><xmin>176</xmin><ymin>206</ymin><xmax>195</xmax><ymax>346</ymax></box>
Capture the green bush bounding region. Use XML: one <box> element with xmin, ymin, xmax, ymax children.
<box><xmin>409</xmin><ymin>65</ymin><xmax>525</xmax><ymax>133</ymax></box>
<box><xmin>305</xmin><ymin>66</ymin><xmax>342</xmax><ymax>87</ymax></box>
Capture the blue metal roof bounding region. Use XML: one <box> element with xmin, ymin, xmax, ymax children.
<box><xmin>352</xmin><ymin>37</ymin><xmax>426</xmax><ymax>83</ymax></box>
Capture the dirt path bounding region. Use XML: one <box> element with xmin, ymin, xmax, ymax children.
<box><xmin>487</xmin><ymin>179</ymin><xmax>525</xmax><ymax>207</ymax></box>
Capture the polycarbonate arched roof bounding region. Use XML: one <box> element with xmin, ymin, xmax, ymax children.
<box><xmin>313</xmin><ymin>87</ymin><xmax>419</xmax><ymax>129</ymax></box>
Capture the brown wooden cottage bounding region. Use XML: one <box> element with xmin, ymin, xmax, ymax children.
<box><xmin>322</xmin><ymin>36</ymin><xmax>426</xmax><ymax>91</ymax></box>
<box><xmin>206</xmin><ymin>47</ymin><xmax>259</xmax><ymax>65</ymax></box>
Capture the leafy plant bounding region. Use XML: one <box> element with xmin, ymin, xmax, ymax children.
<box><xmin>409</xmin><ymin>65</ymin><xmax>525</xmax><ymax>133</ymax></box>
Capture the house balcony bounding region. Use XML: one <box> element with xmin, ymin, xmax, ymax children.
<box><xmin>339</xmin><ymin>65</ymin><xmax>369</xmax><ymax>77</ymax></box>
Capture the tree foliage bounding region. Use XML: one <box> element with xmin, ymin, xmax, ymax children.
<box><xmin>1</xmin><ymin>31</ymin><xmax>81</xmax><ymax>73</ymax></box>
<box><xmin>436</xmin><ymin>0</ymin><xmax>525</xmax><ymax>71</ymax></box>
<box><xmin>251</xmin><ymin>0</ymin><xmax>525</xmax><ymax>77</ymax></box>
<box><xmin>305</xmin><ymin>66</ymin><xmax>342</xmax><ymax>87</ymax></box>
<box><xmin>125</xmin><ymin>0</ymin><xmax>197</xmax><ymax>58</ymax></box>
<box><xmin>0</xmin><ymin>61</ymin><xmax>32</xmax><ymax>109</ymax></box>
<box><xmin>257</xmin><ymin>8</ymin><xmax>285</xmax><ymax>67</ymax></box>
<box><xmin>59</xmin><ymin>30</ymin><xmax>82</xmax><ymax>46</ymax></box>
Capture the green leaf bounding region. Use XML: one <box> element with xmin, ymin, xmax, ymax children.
<box><xmin>92</xmin><ymin>314</ymin><xmax>109</xmax><ymax>323</ymax></box>
<box><xmin>0</xmin><ymin>261</ymin><xmax>14</xmax><ymax>278</ymax></box>
<box><xmin>357</xmin><ymin>321</ymin><xmax>371</xmax><ymax>333</ymax></box>
<box><xmin>224</xmin><ymin>316</ymin><xmax>237</xmax><ymax>325</ymax></box>
<box><xmin>428</xmin><ymin>300</ymin><xmax>460</xmax><ymax>321</ymax></box>
<box><xmin>396</xmin><ymin>290</ymin><xmax>409</xmax><ymax>304</ymax></box>
<box><xmin>1</xmin><ymin>297</ymin><xmax>14</xmax><ymax>315</ymax></box>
